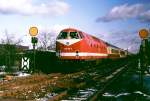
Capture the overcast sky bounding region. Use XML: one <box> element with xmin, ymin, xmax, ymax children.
<box><xmin>0</xmin><ymin>0</ymin><xmax>149</xmax><ymax>52</ymax></box>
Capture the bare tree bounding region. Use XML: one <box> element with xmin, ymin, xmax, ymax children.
<box><xmin>1</xmin><ymin>30</ymin><xmax>23</xmax><ymax>45</ymax></box>
<box><xmin>37</xmin><ymin>31</ymin><xmax>56</xmax><ymax>51</ymax></box>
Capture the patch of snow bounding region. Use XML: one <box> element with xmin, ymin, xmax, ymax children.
<box><xmin>116</xmin><ymin>92</ymin><xmax>130</xmax><ymax>97</ymax></box>
<box><xmin>0</xmin><ymin>72</ymin><xmax>6</xmax><ymax>75</ymax></box>
<box><xmin>16</xmin><ymin>72</ymin><xmax>30</xmax><ymax>77</ymax></box>
<box><xmin>134</xmin><ymin>91</ymin><xmax>150</xmax><ymax>97</ymax></box>
<box><xmin>102</xmin><ymin>92</ymin><xmax>115</xmax><ymax>97</ymax></box>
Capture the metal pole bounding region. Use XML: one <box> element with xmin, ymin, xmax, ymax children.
<box><xmin>140</xmin><ymin>65</ymin><xmax>143</xmax><ymax>90</ymax></box>
<box><xmin>139</xmin><ymin>39</ymin><xmax>146</xmax><ymax>90</ymax></box>
<box><xmin>33</xmin><ymin>42</ymin><xmax>36</xmax><ymax>73</ymax></box>
<box><xmin>140</xmin><ymin>44</ymin><xmax>143</xmax><ymax>90</ymax></box>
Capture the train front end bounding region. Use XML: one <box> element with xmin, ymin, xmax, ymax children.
<box><xmin>56</xmin><ymin>28</ymin><xmax>83</xmax><ymax>60</ymax></box>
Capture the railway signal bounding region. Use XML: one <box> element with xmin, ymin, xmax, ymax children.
<box><xmin>138</xmin><ymin>28</ymin><xmax>150</xmax><ymax>90</ymax></box>
<box><xmin>29</xmin><ymin>27</ymin><xmax>38</xmax><ymax>37</ymax></box>
<box><xmin>139</xmin><ymin>29</ymin><xmax>149</xmax><ymax>39</ymax></box>
<box><xmin>29</xmin><ymin>26</ymin><xmax>39</xmax><ymax>73</ymax></box>
<box><xmin>138</xmin><ymin>29</ymin><xmax>149</xmax><ymax>67</ymax></box>
<box><xmin>29</xmin><ymin>27</ymin><xmax>38</xmax><ymax>46</ymax></box>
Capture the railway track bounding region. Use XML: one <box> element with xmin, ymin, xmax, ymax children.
<box><xmin>87</xmin><ymin>65</ymin><xmax>129</xmax><ymax>101</ymax></box>
<box><xmin>0</xmin><ymin>58</ymin><xmax>136</xmax><ymax>101</ymax></box>
<box><xmin>60</xmin><ymin>58</ymin><xmax>137</xmax><ymax>101</ymax></box>
<box><xmin>87</xmin><ymin>58</ymin><xmax>138</xmax><ymax>101</ymax></box>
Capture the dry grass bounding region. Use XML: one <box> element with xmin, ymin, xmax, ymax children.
<box><xmin>0</xmin><ymin>72</ymin><xmax>83</xmax><ymax>100</ymax></box>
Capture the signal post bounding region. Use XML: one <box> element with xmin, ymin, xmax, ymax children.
<box><xmin>139</xmin><ymin>29</ymin><xmax>149</xmax><ymax>70</ymax></box>
<box><xmin>138</xmin><ymin>29</ymin><xmax>149</xmax><ymax>91</ymax></box>
<box><xmin>29</xmin><ymin>27</ymin><xmax>38</xmax><ymax>73</ymax></box>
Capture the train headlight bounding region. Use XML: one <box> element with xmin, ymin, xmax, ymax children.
<box><xmin>66</xmin><ymin>42</ymin><xmax>69</xmax><ymax>45</ymax></box>
<box><xmin>76</xmin><ymin>51</ymin><xmax>79</xmax><ymax>56</ymax></box>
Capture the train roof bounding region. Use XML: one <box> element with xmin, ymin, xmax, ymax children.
<box><xmin>61</xmin><ymin>28</ymin><xmax>79</xmax><ymax>32</ymax></box>
<box><xmin>105</xmin><ymin>42</ymin><xmax>120</xmax><ymax>49</ymax></box>
<box><xmin>60</xmin><ymin>28</ymin><xmax>124</xmax><ymax>50</ymax></box>
<box><xmin>90</xmin><ymin>35</ymin><xmax>106</xmax><ymax>43</ymax></box>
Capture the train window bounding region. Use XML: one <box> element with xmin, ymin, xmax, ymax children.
<box><xmin>70</xmin><ymin>32</ymin><xmax>79</xmax><ymax>39</ymax></box>
<box><xmin>111</xmin><ymin>49</ymin><xmax>119</xmax><ymax>53</ymax></box>
<box><xmin>57</xmin><ymin>32</ymin><xmax>68</xmax><ymax>39</ymax></box>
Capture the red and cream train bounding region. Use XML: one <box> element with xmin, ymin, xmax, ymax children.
<box><xmin>56</xmin><ymin>28</ymin><xmax>127</xmax><ymax>61</ymax></box>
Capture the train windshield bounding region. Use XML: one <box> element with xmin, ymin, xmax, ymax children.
<box><xmin>57</xmin><ymin>32</ymin><xmax>68</xmax><ymax>39</ymax></box>
<box><xmin>70</xmin><ymin>32</ymin><xmax>79</xmax><ymax>39</ymax></box>
<box><xmin>57</xmin><ymin>31</ymin><xmax>80</xmax><ymax>39</ymax></box>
